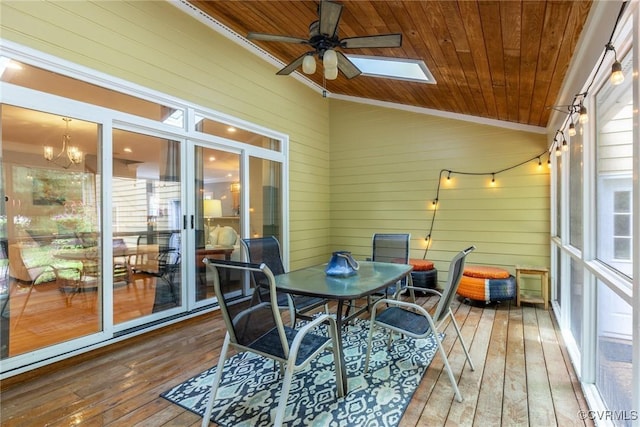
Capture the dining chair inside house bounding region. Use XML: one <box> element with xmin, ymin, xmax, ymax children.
<box><xmin>55</xmin><ymin>257</ymin><xmax>132</xmax><ymax>309</ymax></box>
<box><xmin>200</xmin><ymin>258</ymin><xmax>343</xmax><ymax>427</ymax></box>
<box><xmin>363</xmin><ymin>245</ymin><xmax>476</xmax><ymax>402</ymax></box>
<box><xmin>132</xmin><ymin>231</ymin><xmax>181</xmax><ymax>308</ymax></box>
<box><xmin>241</xmin><ymin>236</ymin><xmax>328</xmax><ymax>326</ymax></box>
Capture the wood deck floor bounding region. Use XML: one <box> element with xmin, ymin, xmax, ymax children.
<box><xmin>0</xmin><ymin>296</ymin><xmax>594</xmax><ymax>427</ymax></box>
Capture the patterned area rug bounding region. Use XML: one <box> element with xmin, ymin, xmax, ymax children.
<box><xmin>161</xmin><ymin>319</ymin><xmax>441</xmax><ymax>426</ymax></box>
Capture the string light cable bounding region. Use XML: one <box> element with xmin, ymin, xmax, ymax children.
<box><xmin>423</xmin><ymin>150</ymin><xmax>548</xmax><ymax>259</ymax></box>
<box><xmin>423</xmin><ymin>2</ymin><xmax>629</xmax><ymax>260</ymax></box>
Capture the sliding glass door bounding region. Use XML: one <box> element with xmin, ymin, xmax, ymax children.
<box><xmin>193</xmin><ymin>145</ymin><xmax>242</xmax><ymax>304</ymax></box>
<box><xmin>111</xmin><ymin>129</ymin><xmax>183</xmax><ymax>325</ymax></box>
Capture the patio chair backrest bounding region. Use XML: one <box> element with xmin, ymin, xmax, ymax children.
<box><xmin>372</xmin><ymin>233</ymin><xmax>410</xmax><ymax>288</ymax></box>
<box><xmin>372</xmin><ymin>233</ymin><xmax>410</xmax><ymax>264</ymax></box>
<box><xmin>433</xmin><ymin>245</ymin><xmax>476</xmax><ymax>324</ymax></box>
<box><xmin>241</xmin><ymin>236</ymin><xmax>285</xmax><ymax>275</ymax></box>
<box><xmin>205</xmin><ymin>258</ymin><xmax>288</xmax><ymax>357</ymax></box>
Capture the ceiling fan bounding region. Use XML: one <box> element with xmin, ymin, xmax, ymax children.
<box><xmin>247</xmin><ymin>0</ymin><xmax>402</xmax><ymax>80</ymax></box>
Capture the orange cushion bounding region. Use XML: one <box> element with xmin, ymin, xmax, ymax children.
<box><xmin>409</xmin><ymin>259</ymin><xmax>434</xmax><ymax>271</ymax></box>
<box><xmin>463</xmin><ymin>265</ymin><xmax>510</xmax><ymax>279</ymax></box>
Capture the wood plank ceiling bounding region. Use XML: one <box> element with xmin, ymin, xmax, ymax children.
<box><xmin>188</xmin><ymin>0</ymin><xmax>592</xmax><ymax>128</ymax></box>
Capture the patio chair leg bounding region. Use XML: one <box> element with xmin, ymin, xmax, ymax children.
<box><xmin>449</xmin><ymin>311</ymin><xmax>475</xmax><ymax>371</ymax></box>
<box><xmin>201</xmin><ymin>334</ymin><xmax>231</xmax><ymax>427</ymax></box>
<box><xmin>435</xmin><ymin>333</ymin><xmax>463</xmax><ymax>402</ymax></box>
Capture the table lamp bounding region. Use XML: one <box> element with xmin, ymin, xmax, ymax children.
<box><xmin>203</xmin><ymin>199</ymin><xmax>222</xmax><ymax>245</ymax></box>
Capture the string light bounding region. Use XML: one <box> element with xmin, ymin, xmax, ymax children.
<box><xmin>422</xmin><ymin>151</ymin><xmax>548</xmax><ymax>258</ymax></box>
<box><xmin>579</xmin><ymin>103</ymin><xmax>588</xmax><ymax>124</ymax></box>
<box><xmin>606</xmin><ymin>42</ymin><xmax>625</xmax><ymax>85</ymax></box>
<box><xmin>422</xmin><ymin>2</ymin><xmax>629</xmax><ymax>260</ymax></box>
<box><xmin>538</xmin><ymin>157</ymin><xmax>542</xmax><ymax>168</ymax></box>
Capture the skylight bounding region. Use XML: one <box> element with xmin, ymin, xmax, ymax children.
<box><xmin>345</xmin><ymin>55</ymin><xmax>435</xmax><ymax>84</ymax></box>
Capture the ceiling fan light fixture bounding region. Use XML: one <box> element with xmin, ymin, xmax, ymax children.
<box><xmin>302</xmin><ymin>54</ymin><xmax>316</xmax><ymax>74</ymax></box>
<box><xmin>324</xmin><ymin>66</ymin><xmax>338</xmax><ymax>80</ymax></box>
<box><xmin>323</xmin><ymin>49</ymin><xmax>338</xmax><ymax>69</ymax></box>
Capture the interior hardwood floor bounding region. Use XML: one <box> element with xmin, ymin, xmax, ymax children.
<box><xmin>1</xmin><ymin>295</ymin><xmax>594</xmax><ymax>427</ymax></box>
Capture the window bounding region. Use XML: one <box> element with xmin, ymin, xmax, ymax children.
<box><xmin>595</xmin><ymin>75</ymin><xmax>633</xmax><ymax>278</ymax></box>
<box><xmin>612</xmin><ymin>191</ymin><xmax>631</xmax><ymax>260</ymax></box>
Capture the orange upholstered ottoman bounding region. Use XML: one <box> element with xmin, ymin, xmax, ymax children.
<box><xmin>457</xmin><ymin>265</ymin><xmax>515</xmax><ymax>302</ymax></box>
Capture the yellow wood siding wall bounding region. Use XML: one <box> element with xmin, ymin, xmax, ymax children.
<box><xmin>329</xmin><ymin>100</ymin><xmax>550</xmax><ymax>285</ymax></box>
<box><xmin>0</xmin><ymin>0</ymin><xmax>331</xmax><ymax>269</ymax></box>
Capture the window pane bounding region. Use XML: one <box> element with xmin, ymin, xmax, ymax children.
<box><xmin>595</xmin><ymin>51</ymin><xmax>633</xmax><ymax>279</ymax></box>
<box><xmin>614</xmin><ymin>191</ymin><xmax>631</xmax><ymax>211</ymax></box>
<box><xmin>569</xmin><ymin>128</ymin><xmax>583</xmax><ymax>248</ymax></box>
<box><xmin>614</xmin><ymin>215</ymin><xmax>631</xmax><ymax>236</ymax></box>
<box><xmin>194</xmin><ymin>147</ymin><xmax>241</xmax><ymax>302</ymax></box>
<box><xmin>111</xmin><ymin>130</ymin><xmax>182</xmax><ymax>322</ymax></box>
<box><xmin>1</xmin><ymin>59</ymin><xmax>184</xmax><ymax>127</ymax></box>
<box><xmin>249</xmin><ymin>157</ymin><xmax>282</xmax><ymax>241</ymax></box>
<box><xmin>570</xmin><ymin>258</ymin><xmax>583</xmax><ymax>349</ymax></box>
<box><xmin>196</xmin><ymin>116</ymin><xmax>280</xmax><ymax>151</ymax></box>
<box><xmin>597</xmin><ymin>281</ymin><xmax>633</xmax><ymax>424</ymax></box>
<box><xmin>555</xmin><ymin>153</ymin><xmax>562</xmax><ymax>238</ymax></box>
<box><xmin>613</xmin><ymin>238</ymin><xmax>631</xmax><ymax>260</ymax></box>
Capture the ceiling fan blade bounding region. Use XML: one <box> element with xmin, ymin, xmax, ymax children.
<box><xmin>319</xmin><ymin>0</ymin><xmax>343</xmax><ymax>38</ymax></box>
<box><xmin>276</xmin><ymin>53</ymin><xmax>308</xmax><ymax>76</ymax></box>
<box><xmin>247</xmin><ymin>32</ymin><xmax>309</xmax><ymax>45</ymax></box>
<box><xmin>336</xmin><ymin>51</ymin><xmax>361</xmax><ymax>79</ymax></box>
<box><xmin>341</xmin><ymin>34</ymin><xmax>403</xmax><ymax>49</ymax></box>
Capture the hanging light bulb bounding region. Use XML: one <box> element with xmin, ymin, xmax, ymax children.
<box><xmin>323</xmin><ymin>49</ymin><xmax>338</xmax><ymax>69</ymax></box>
<box><xmin>562</xmin><ymin>134</ymin><xmax>568</xmax><ymax>152</ymax></box>
<box><xmin>547</xmin><ymin>157</ymin><xmax>552</xmax><ymax>168</ymax></box>
<box><xmin>606</xmin><ymin>42</ymin><xmax>625</xmax><ymax>86</ymax></box>
<box><xmin>538</xmin><ymin>157</ymin><xmax>542</xmax><ymax>168</ymax></box>
<box><xmin>555</xmin><ymin>145</ymin><xmax>562</xmax><ymax>157</ymax></box>
<box><xmin>611</xmin><ymin>59</ymin><xmax>624</xmax><ymax>85</ymax></box>
<box><xmin>579</xmin><ymin>104</ymin><xmax>588</xmax><ymax>124</ymax></box>
<box><xmin>324</xmin><ymin>66</ymin><xmax>338</xmax><ymax>80</ymax></box>
<box><xmin>568</xmin><ymin>121</ymin><xmax>576</xmax><ymax>137</ymax></box>
<box><xmin>446</xmin><ymin>170</ymin><xmax>452</xmax><ymax>181</ymax></box>
<box><xmin>302</xmin><ymin>54</ymin><xmax>316</xmax><ymax>74</ymax></box>
<box><xmin>490</xmin><ymin>173</ymin><xmax>496</xmax><ymax>185</ymax></box>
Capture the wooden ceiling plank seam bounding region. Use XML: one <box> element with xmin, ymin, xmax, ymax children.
<box><xmin>411</xmin><ymin>1</ymin><xmax>474</xmax><ymax>115</ymax></box>
<box><xmin>500</xmin><ymin>0</ymin><xmax>522</xmax><ymax>123</ymax></box>
<box><xmin>435</xmin><ymin>0</ymin><xmax>486</xmax><ymax>117</ymax></box>
<box><xmin>538</xmin><ymin>1</ymin><xmax>593</xmax><ymax>127</ymax></box>
<box><xmin>381</xmin><ymin>1</ymin><xmax>445</xmax><ymax>110</ymax></box>
<box><xmin>518</xmin><ymin>1</ymin><xmax>547</xmax><ymax>126</ymax></box>
<box><xmin>478</xmin><ymin>1</ymin><xmax>508</xmax><ymax>122</ymax></box>
<box><xmin>528</xmin><ymin>1</ymin><xmax>573</xmax><ymax>126</ymax></box>
<box><xmin>456</xmin><ymin>0</ymin><xmax>499</xmax><ymax>121</ymax></box>
<box><xmin>417</xmin><ymin>1</ymin><xmax>472</xmax><ymax>114</ymax></box>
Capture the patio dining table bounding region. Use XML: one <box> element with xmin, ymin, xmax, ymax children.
<box><xmin>273</xmin><ymin>261</ymin><xmax>413</xmax><ymax>395</ymax></box>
